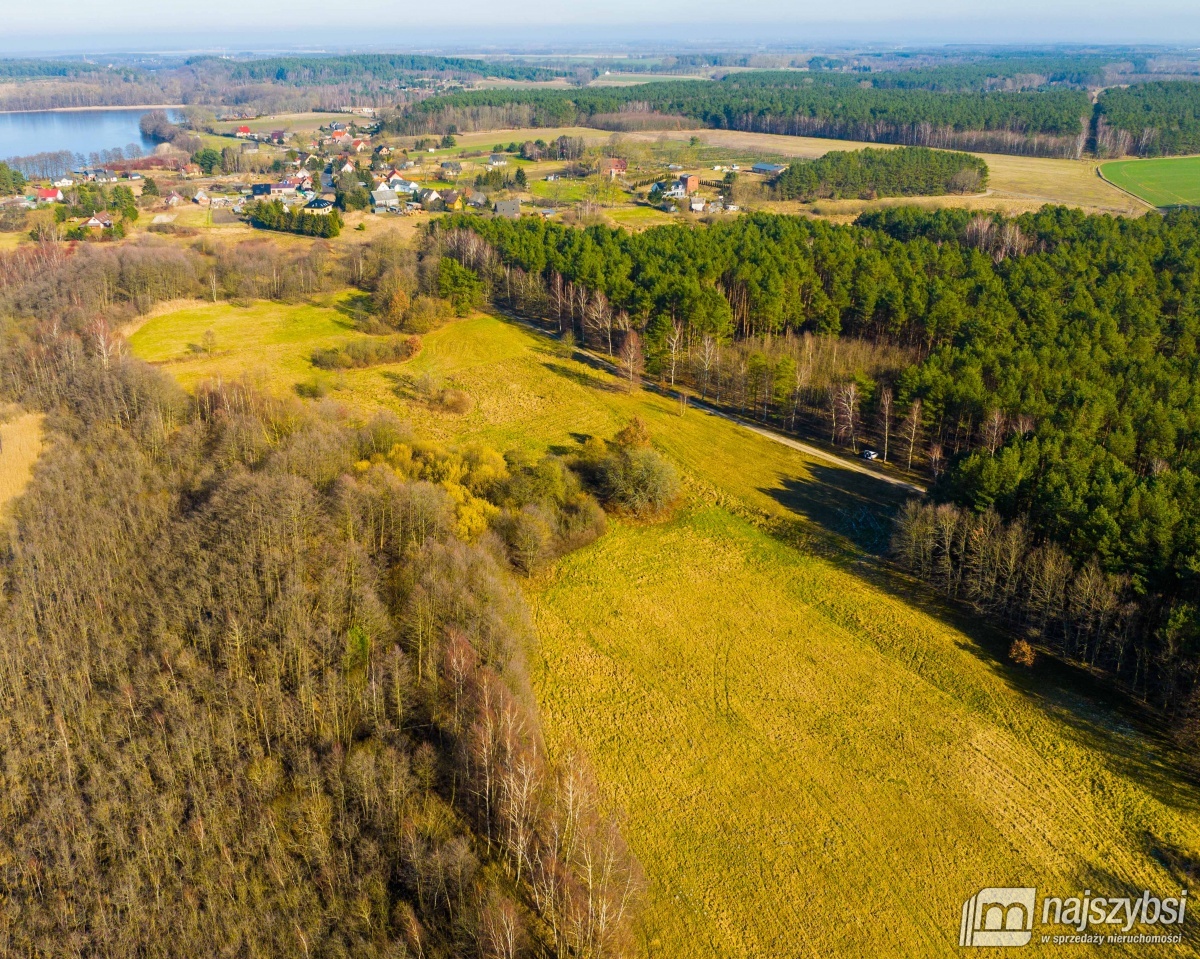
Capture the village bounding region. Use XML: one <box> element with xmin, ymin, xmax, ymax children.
<box><xmin>0</xmin><ymin>110</ymin><xmax>792</xmax><ymax>240</ymax></box>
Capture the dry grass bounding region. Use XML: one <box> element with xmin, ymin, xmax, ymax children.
<box><xmin>0</xmin><ymin>409</ymin><xmax>44</xmax><ymax>527</ymax></box>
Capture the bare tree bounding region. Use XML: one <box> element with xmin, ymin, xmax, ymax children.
<box><xmin>982</xmin><ymin>408</ymin><xmax>1006</xmax><ymax>456</ymax></box>
<box><xmin>878</xmin><ymin>386</ymin><xmax>893</xmax><ymax>462</ymax></box>
<box><xmin>666</xmin><ymin>322</ymin><xmax>683</xmax><ymax>387</ymax></box>
<box><xmin>618</xmin><ymin>329</ymin><xmax>643</xmax><ymax>390</ymax></box>
<box><xmin>834</xmin><ymin>382</ymin><xmax>860</xmax><ymax>451</ymax></box>
<box><xmin>928</xmin><ymin>441</ymin><xmax>944</xmax><ymax>479</ymax></box>
<box><xmin>698</xmin><ymin>334</ymin><xmax>718</xmax><ymax>399</ymax></box>
<box><xmin>902</xmin><ymin>398</ymin><xmax>923</xmax><ymax>470</ymax></box>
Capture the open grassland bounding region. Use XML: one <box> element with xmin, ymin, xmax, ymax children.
<box><xmin>212</xmin><ymin>111</ymin><xmax>350</xmax><ymax>136</ymax></box>
<box><xmin>0</xmin><ymin>410</ymin><xmax>44</xmax><ymax>527</ymax></box>
<box><xmin>1101</xmin><ymin>156</ymin><xmax>1200</xmax><ymax>208</ymax></box>
<box><xmin>448</xmin><ymin>125</ymin><xmax>1144</xmax><ymax>215</ymax></box>
<box><xmin>130</xmin><ymin>303</ymin><xmax>1200</xmax><ymax>957</ymax></box>
<box><xmin>127</xmin><ymin>295</ymin><xmax>369</xmax><ymax>392</ymax></box>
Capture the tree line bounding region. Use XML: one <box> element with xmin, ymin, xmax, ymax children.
<box><xmin>427</xmin><ymin>207</ymin><xmax>1200</xmax><ymax>719</ymax></box>
<box><xmin>0</xmin><ymin>231</ymin><xmax>656</xmax><ymax>956</ymax></box>
<box><xmin>772</xmin><ymin>146</ymin><xmax>989</xmax><ymax>200</ymax></box>
<box><xmin>388</xmin><ymin>75</ymin><xmax>1093</xmax><ymax>158</ymax></box>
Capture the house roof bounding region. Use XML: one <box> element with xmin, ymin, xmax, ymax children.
<box><xmin>35</xmin><ymin>188</ymin><xmax>61</xmax><ymax>199</ymax></box>
<box><xmin>494</xmin><ymin>199</ymin><xmax>520</xmax><ymax>217</ymax></box>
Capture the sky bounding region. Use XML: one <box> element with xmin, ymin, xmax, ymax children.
<box><xmin>2</xmin><ymin>0</ymin><xmax>1200</xmax><ymax>52</ymax></box>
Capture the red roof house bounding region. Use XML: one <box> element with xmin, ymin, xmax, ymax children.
<box><xmin>36</xmin><ymin>188</ymin><xmax>63</xmax><ymax>203</ymax></box>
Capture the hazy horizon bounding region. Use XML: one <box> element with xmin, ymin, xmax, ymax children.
<box><xmin>2</xmin><ymin>3</ymin><xmax>1200</xmax><ymax>56</ymax></box>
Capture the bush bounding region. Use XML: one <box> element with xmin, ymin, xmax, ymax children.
<box><xmin>311</xmin><ymin>335</ymin><xmax>420</xmax><ymax>370</ymax></box>
<box><xmin>1009</xmin><ymin>638</ymin><xmax>1037</xmax><ymax>667</ymax></box>
<box><xmin>401</xmin><ymin>294</ymin><xmax>453</xmax><ymax>333</ymax></box>
<box><xmin>597</xmin><ymin>446</ymin><xmax>680</xmax><ymax>516</ymax></box>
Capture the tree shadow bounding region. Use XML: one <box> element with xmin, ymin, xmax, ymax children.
<box><xmin>541</xmin><ymin>360</ymin><xmax>621</xmax><ymax>393</ymax></box>
<box><xmin>763</xmin><ymin>467</ymin><xmax>1200</xmax><ymax>811</ymax></box>
<box><xmin>761</xmin><ymin>464</ymin><xmax>910</xmax><ymax>554</ymax></box>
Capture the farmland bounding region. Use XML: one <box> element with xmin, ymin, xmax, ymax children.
<box><xmin>129</xmin><ymin>297</ymin><xmax>1200</xmax><ymax>958</ymax></box>
<box><xmin>1100</xmin><ymin>155</ymin><xmax>1200</xmax><ymax>208</ymax></box>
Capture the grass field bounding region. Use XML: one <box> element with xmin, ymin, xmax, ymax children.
<box><xmin>0</xmin><ymin>409</ymin><xmax>44</xmax><ymax>528</ymax></box>
<box><xmin>129</xmin><ymin>302</ymin><xmax>1200</xmax><ymax>957</ymax></box>
<box><xmin>1101</xmin><ymin>156</ymin><xmax>1200</xmax><ymax>208</ymax></box>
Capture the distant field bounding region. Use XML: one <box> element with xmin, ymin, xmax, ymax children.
<box><xmin>1101</xmin><ymin>156</ymin><xmax>1200</xmax><ymax>208</ymax></box>
<box><xmin>130</xmin><ymin>301</ymin><xmax>1200</xmax><ymax>957</ymax></box>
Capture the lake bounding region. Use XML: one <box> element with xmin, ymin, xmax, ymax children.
<box><xmin>0</xmin><ymin>107</ymin><xmax>179</xmax><ymax>166</ymax></box>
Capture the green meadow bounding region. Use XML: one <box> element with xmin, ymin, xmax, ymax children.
<box><xmin>1101</xmin><ymin>155</ymin><xmax>1200</xmax><ymax>208</ymax></box>
<box><xmin>130</xmin><ymin>301</ymin><xmax>1200</xmax><ymax>957</ymax></box>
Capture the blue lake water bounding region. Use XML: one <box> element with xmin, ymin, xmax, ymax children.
<box><xmin>0</xmin><ymin>108</ymin><xmax>176</xmax><ymax>165</ymax></box>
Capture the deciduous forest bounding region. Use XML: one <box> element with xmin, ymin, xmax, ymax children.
<box><xmin>0</xmin><ymin>236</ymin><xmax>667</xmax><ymax>957</ymax></box>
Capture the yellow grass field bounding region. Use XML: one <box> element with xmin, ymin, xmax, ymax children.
<box><xmin>0</xmin><ymin>409</ymin><xmax>44</xmax><ymax>526</ymax></box>
<box><xmin>442</xmin><ymin>125</ymin><xmax>1146</xmax><ymax>216</ymax></box>
<box><xmin>129</xmin><ymin>302</ymin><xmax>1200</xmax><ymax>957</ymax></box>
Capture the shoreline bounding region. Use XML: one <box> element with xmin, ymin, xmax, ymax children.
<box><xmin>0</xmin><ymin>104</ymin><xmax>186</xmax><ymax>116</ymax></box>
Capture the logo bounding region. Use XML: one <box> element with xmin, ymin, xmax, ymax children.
<box><xmin>961</xmin><ymin>887</ymin><xmax>1036</xmax><ymax>947</ymax></box>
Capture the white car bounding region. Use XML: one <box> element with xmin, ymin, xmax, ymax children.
<box><xmin>861</xmin><ymin>449</ymin><xmax>879</xmax><ymax>461</ymax></box>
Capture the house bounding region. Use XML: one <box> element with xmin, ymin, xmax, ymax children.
<box><xmin>597</xmin><ymin>157</ymin><xmax>627</xmax><ymax>178</ymax></box>
<box><xmin>251</xmin><ymin>183</ymin><xmax>273</xmax><ymax>198</ymax></box>
<box><xmin>350</xmin><ymin>139</ymin><xmax>369</xmax><ymax>153</ymax></box>
<box><xmin>337</xmin><ymin>160</ymin><xmax>356</xmax><ymax>175</ymax></box>
<box><xmin>371</xmin><ymin>188</ymin><xmax>400</xmax><ymax>212</ymax></box>
<box><xmin>657</xmin><ymin>181</ymin><xmax>686</xmax><ymax>200</ymax></box>
<box><xmin>164</xmin><ymin>191</ymin><xmax>184</xmax><ymax>207</ymax></box>
<box><xmin>193</xmin><ymin>189</ymin><xmax>211</xmax><ymax>206</ymax></box>
<box><xmin>440</xmin><ymin>161</ymin><xmax>462</xmax><ymax>175</ymax></box>
<box><xmin>494</xmin><ymin>198</ymin><xmax>520</xmax><ymax>219</ymax></box>
<box><xmin>466</xmin><ymin>191</ymin><xmax>488</xmax><ymax>209</ymax></box>
<box><xmin>127</xmin><ymin>172</ymin><xmax>143</xmax><ymax>181</ymax></box>
<box><xmin>489</xmin><ymin>153</ymin><xmax>508</xmax><ymax>166</ymax></box>
<box><xmin>35</xmin><ymin>188</ymin><xmax>63</xmax><ymax>204</ymax></box>
<box><xmin>329</xmin><ymin>121</ymin><xmax>345</xmax><ymax>132</ymax></box>
<box><xmin>441</xmin><ymin>189</ymin><xmax>463</xmax><ymax>211</ymax></box>
<box><xmin>689</xmin><ymin>196</ymin><xmax>706</xmax><ymax>213</ymax></box>
<box><xmin>52</xmin><ymin>177</ymin><xmax>74</xmax><ymax>188</ymax></box>
<box><xmin>751</xmin><ymin>163</ymin><xmax>787</xmax><ymax>176</ymax></box>
<box><xmin>270</xmin><ymin>130</ymin><xmax>287</xmax><ymax>144</ymax></box>
<box><xmin>374</xmin><ymin>145</ymin><xmax>393</xmax><ymax>157</ymax></box>
<box><xmin>304</xmin><ymin>197</ymin><xmax>335</xmax><ymax>215</ymax></box>
<box><xmin>269</xmin><ymin>183</ymin><xmax>297</xmax><ymax>196</ymax></box>
<box><xmin>418</xmin><ymin>189</ymin><xmax>442</xmax><ymax>211</ymax></box>
<box><xmin>85</xmin><ymin>212</ymin><xmax>114</xmax><ymax>229</ymax></box>
<box><xmin>676</xmin><ymin>173</ymin><xmax>699</xmax><ymax>194</ymax></box>
<box><xmin>235</xmin><ymin>125</ymin><xmax>253</xmax><ymax>137</ymax></box>
<box><xmin>94</xmin><ymin>169</ymin><xmax>118</xmax><ymax>184</ymax></box>
<box><xmin>180</xmin><ymin>163</ymin><xmax>202</xmax><ymax>178</ymax></box>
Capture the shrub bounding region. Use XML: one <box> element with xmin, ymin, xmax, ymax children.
<box><xmin>311</xmin><ymin>335</ymin><xmax>420</xmax><ymax>370</ymax></box>
<box><xmin>1009</xmin><ymin>638</ymin><xmax>1037</xmax><ymax>667</ymax></box>
<box><xmin>401</xmin><ymin>294</ymin><xmax>453</xmax><ymax>333</ymax></box>
<box><xmin>598</xmin><ymin>446</ymin><xmax>680</xmax><ymax>516</ymax></box>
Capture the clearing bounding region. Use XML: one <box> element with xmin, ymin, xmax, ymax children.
<box><xmin>0</xmin><ymin>408</ymin><xmax>44</xmax><ymax>528</ymax></box>
<box><xmin>130</xmin><ymin>300</ymin><xmax>1200</xmax><ymax>957</ymax></box>
<box><xmin>1100</xmin><ymin>155</ymin><xmax>1200</xmax><ymax>208</ymax></box>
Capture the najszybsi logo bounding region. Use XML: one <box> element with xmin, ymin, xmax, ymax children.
<box><xmin>960</xmin><ymin>886</ymin><xmax>1188</xmax><ymax>948</ymax></box>
<box><xmin>960</xmin><ymin>887</ymin><xmax>1036</xmax><ymax>947</ymax></box>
